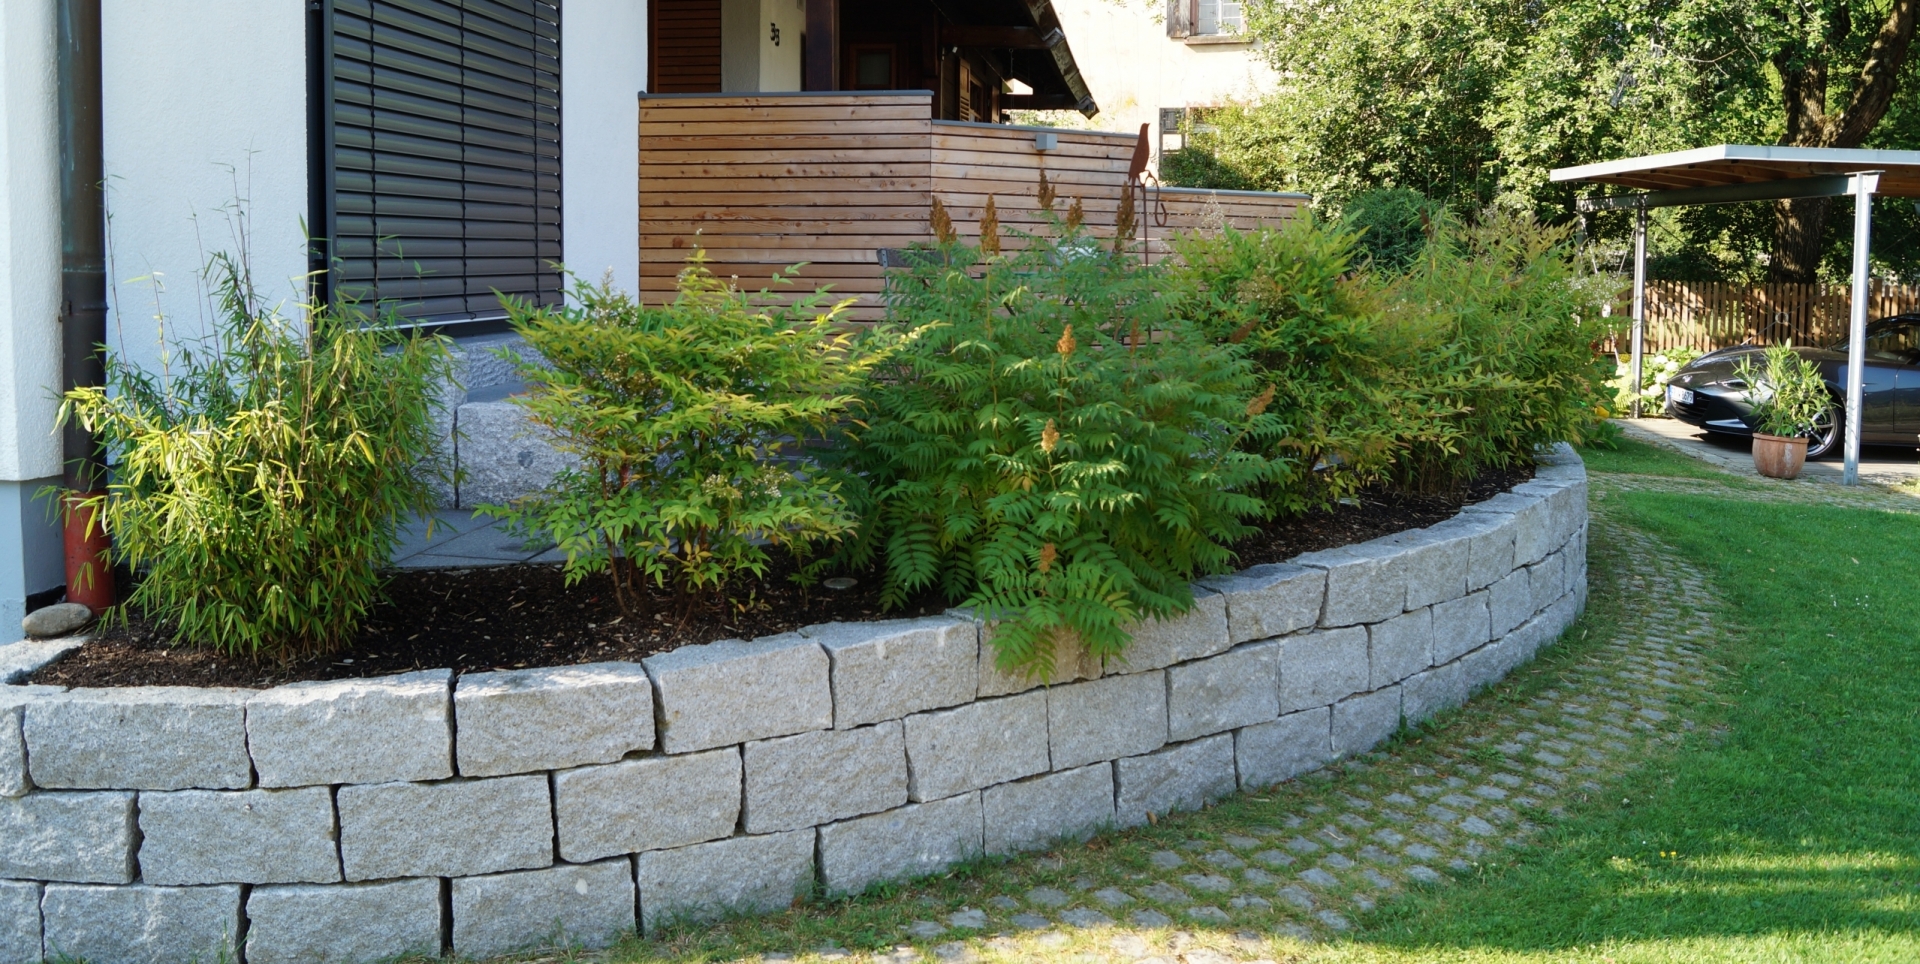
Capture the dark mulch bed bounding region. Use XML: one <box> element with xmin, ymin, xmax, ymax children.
<box><xmin>31</xmin><ymin>463</ymin><xmax>1533</xmax><ymax>689</ymax></box>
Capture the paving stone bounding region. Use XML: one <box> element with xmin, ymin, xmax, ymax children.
<box><xmin>338</xmin><ymin>775</ymin><xmax>552</xmax><ymax>880</ymax></box>
<box><xmin>41</xmin><ymin>883</ymin><xmax>241</xmax><ymax>964</ymax></box>
<box><xmin>1316</xmin><ymin>909</ymin><xmax>1353</xmax><ymax>930</ymax></box>
<box><xmin>1369</xmin><ymin>608</ymin><xmax>1433</xmax><ymax>688</ymax></box>
<box><xmin>1321</xmin><ymin>853</ymin><xmax>1356</xmax><ymax>870</ymax></box>
<box><xmin>802</xmin><ymin>617</ymin><xmax>978</xmax><ymax>728</ymax></box>
<box><xmin>1107</xmin><ymin>590</ymin><xmax>1232</xmax><ymax>672</ymax></box>
<box><xmin>986</xmin><ymin>895</ymin><xmax>1020</xmax><ymax>910</ymax></box>
<box><xmin>1293</xmin><ymin>543</ymin><xmax>1408</xmax><ymax>627</ymax></box>
<box><xmin>1228</xmin><ymin>894</ymin><xmax>1272</xmax><ymax>912</ymax></box>
<box><xmin>554</xmin><ymin>746</ymin><xmax>740</xmax><ymax>861</ymax></box>
<box><xmin>983</xmin><ymin>763</ymin><xmax>1114</xmax><ymax>855</ymax></box>
<box><xmin>1197</xmin><ymin>563</ymin><xmax>1326</xmax><ymax>644</ymax></box>
<box><xmin>1047</xmin><ymin>671</ymin><xmax>1168</xmax><ymax>771</ymax></box>
<box><xmin>1130</xmin><ymin>908</ymin><xmax>1174</xmax><ymax>927</ymax></box>
<box><xmin>906</xmin><ymin>920</ymin><xmax>947</xmax><ymax>939</ymax></box>
<box><xmin>948</xmin><ymin>906</ymin><xmax>989</xmax><ymax>929</ymax></box>
<box><xmin>1277</xmin><ymin>885</ymin><xmax>1315</xmax><ymax>910</ymax></box>
<box><xmin>1148</xmin><ymin>850</ymin><xmax>1184</xmax><ymax>869</ymax></box>
<box><xmin>818</xmin><ymin>792</ymin><xmax>983</xmax><ymax>895</ymax></box>
<box><xmin>1333</xmin><ymin>686</ymin><xmax>1402</xmax><ymax>757</ymax></box>
<box><xmin>452</xmin><ymin>858</ymin><xmax>636</xmax><ymax>956</ymax></box>
<box><xmin>1167</xmin><ymin>642</ymin><xmax>1280</xmax><ymax>742</ymax></box>
<box><xmin>1279</xmin><ymin>627</ymin><xmax>1370</xmax><ymax>712</ymax></box>
<box><xmin>0</xmin><ymin>790</ymin><xmax>136</xmax><ymax>883</ymax></box>
<box><xmin>905</xmin><ymin>690</ymin><xmax>1049</xmax><ymax>801</ymax></box>
<box><xmin>137</xmin><ymin>786</ymin><xmax>340</xmax><ymax>885</ymax></box>
<box><xmin>1114</xmin><ymin>735</ymin><xmax>1237</xmax><ymax>827</ymax></box>
<box><xmin>246</xmin><ymin>878</ymin><xmax>441</xmax><ymax>964</ymax></box>
<box><xmin>933</xmin><ymin>939</ymin><xmax>976</xmax><ymax>961</ymax></box>
<box><xmin>453</xmin><ymin>662</ymin><xmax>654</xmax><ymax>777</ymax></box>
<box><xmin>1243</xmin><ymin>867</ymin><xmax>1281</xmax><ymax>887</ymax></box>
<box><xmin>1223</xmin><ymin>834</ymin><xmax>1263</xmax><ymax>849</ymax></box>
<box><xmin>1253</xmin><ymin>849</ymin><xmax>1295</xmax><ymax>868</ymax></box>
<box><xmin>1110</xmin><ymin>934</ymin><xmax>1151</xmax><ymax>956</ymax></box>
<box><xmin>644</xmin><ymin>634</ymin><xmax>831</xmax><ymax>753</ymax></box>
<box><xmin>637</xmin><ymin>829</ymin><xmax>814</xmax><ymax>933</ymax></box>
<box><xmin>25</xmin><ymin>687</ymin><xmax>253</xmax><ymax>790</ymax></box>
<box><xmin>1140</xmin><ymin>882</ymin><xmax>1190</xmax><ymax>905</ymax></box>
<box><xmin>1236</xmin><ymin>707</ymin><xmax>1333</xmax><ymax>789</ymax></box>
<box><xmin>1010</xmin><ymin>913</ymin><xmax>1053</xmax><ymax>929</ymax></box>
<box><xmin>1061</xmin><ymin>908</ymin><xmax>1114</xmax><ymax>928</ymax></box>
<box><xmin>1202</xmin><ymin>850</ymin><xmax>1245</xmax><ymax>870</ymax></box>
<box><xmin>1092</xmin><ymin>887</ymin><xmax>1134</xmax><ymax>908</ymax></box>
<box><xmin>1187</xmin><ymin>906</ymin><xmax>1231</xmax><ymax>924</ymax></box>
<box><xmin>0</xmin><ymin>880</ymin><xmax>40</xmax><ymax>964</ymax></box>
<box><xmin>246</xmin><ymin>670</ymin><xmax>452</xmax><ymax>787</ymax></box>
<box><xmin>744</xmin><ymin>721</ymin><xmax>906</xmax><ymax>832</ymax></box>
<box><xmin>1026</xmin><ymin>886</ymin><xmax>1070</xmax><ymax>908</ymax></box>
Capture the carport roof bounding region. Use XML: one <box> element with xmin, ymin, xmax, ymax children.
<box><xmin>1551</xmin><ymin>145</ymin><xmax>1920</xmax><ymax>198</ymax></box>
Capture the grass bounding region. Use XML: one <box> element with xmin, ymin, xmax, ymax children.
<box><xmin>1575</xmin><ymin>435</ymin><xmax>1734</xmax><ymax>480</ymax></box>
<box><xmin>1303</xmin><ymin>487</ymin><xmax>1920</xmax><ymax>962</ymax></box>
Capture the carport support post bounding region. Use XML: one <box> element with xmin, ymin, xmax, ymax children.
<box><xmin>1630</xmin><ymin>203</ymin><xmax>1648</xmax><ymax>418</ymax></box>
<box><xmin>1843</xmin><ymin>172</ymin><xmax>1880</xmax><ymax>486</ymax></box>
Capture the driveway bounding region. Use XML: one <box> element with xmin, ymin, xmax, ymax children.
<box><xmin>1619</xmin><ymin>417</ymin><xmax>1920</xmax><ymax>485</ymax></box>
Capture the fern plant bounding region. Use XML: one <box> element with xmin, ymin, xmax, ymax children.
<box><xmin>59</xmin><ymin>253</ymin><xmax>454</xmax><ymax>658</ymax></box>
<box><xmin>480</xmin><ymin>257</ymin><xmax>879</xmax><ymax>618</ymax></box>
<box><xmin>836</xmin><ymin>224</ymin><xmax>1286</xmax><ymax>678</ymax></box>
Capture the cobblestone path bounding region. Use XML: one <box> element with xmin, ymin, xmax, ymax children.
<box><xmin>620</xmin><ymin>477</ymin><xmax>1739</xmax><ymax>964</ymax></box>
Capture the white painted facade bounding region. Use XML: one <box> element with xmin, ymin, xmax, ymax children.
<box><xmin>1050</xmin><ymin>0</ymin><xmax>1274</xmax><ymax>169</ymax></box>
<box><xmin>0</xmin><ymin>0</ymin><xmax>652</xmax><ymax>627</ymax></box>
<box><xmin>721</xmin><ymin>0</ymin><xmax>804</xmax><ymax>94</ymax></box>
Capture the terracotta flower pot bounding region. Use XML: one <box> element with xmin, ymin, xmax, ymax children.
<box><xmin>1752</xmin><ymin>432</ymin><xmax>1808</xmax><ymax>480</ymax></box>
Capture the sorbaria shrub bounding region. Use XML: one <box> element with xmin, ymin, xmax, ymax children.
<box><xmin>481</xmin><ymin>257</ymin><xmax>877</xmax><ymax>617</ymax></box>
<box><xmin>835</xmin><ymin>225</ymin><xmax>1286</xmax><ymax>678</ymax></box>
<box><xmin>59</xmin><ymin>253</ymin><xmax>454</xmax><ymax>658</ymax></box>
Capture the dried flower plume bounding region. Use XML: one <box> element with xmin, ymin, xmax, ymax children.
<box><xmin>1066</xmin><ymin>196</ymin><xmax>1084</xmax><ymax>231</ymax></box>
<box><xmin>980</xmin><ymin>195</ymin><xmax>1001</xmax><ymax>256</ymax></box>
<box><xmin>931</xmin><ymin>197</ymin><xmax>957</xmax><ymax>244</ymax></box>
<box><xmin>1037</xmin><ymin>171</ymin><xmax>1057</xmax><ymax>214</ymax></box>
<box><xmin>1056</xmin><ymin>325</ymin><xmax>1076</xmax><ymax>357</ymax></box>
<box><xmin>1040</xmin><ymin>419</ymin><xmax>1060</xmax><ymax>453</ymax></box>
<box><xmin>1038</xmin><ymin>542</ymin><xmax>1057</xmax><ymax>574</ymax></box>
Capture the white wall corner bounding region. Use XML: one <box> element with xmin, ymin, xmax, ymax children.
<box><xmin>562</xmin><ymin>0</ymin><xmax>648</xmax><ymax>299</ymax></box>
<box><xmin>0</xmin><ymin>0</ymin><xmax>66</xmax><ymax>484</ymax></box>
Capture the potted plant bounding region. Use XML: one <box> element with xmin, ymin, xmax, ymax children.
<box><xmin>1735</xmin><ymin>344</ymin><xmax>1831</xmax><ymax>480</ymax></box>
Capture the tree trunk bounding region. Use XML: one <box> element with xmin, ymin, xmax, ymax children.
<box><xmin>1771</xmin><ymin>196</ymin><xmax>1833</xmax><ymax>284</ymax></box>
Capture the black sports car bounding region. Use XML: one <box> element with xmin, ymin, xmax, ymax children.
<box><xmin>1665</xmin><ymin>314</ymin><xmax>1920</xmax><ymax>459</ymax></box>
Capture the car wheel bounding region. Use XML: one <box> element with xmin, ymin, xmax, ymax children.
<box><xmin>1805</xmin><ymin>405</ymin><xmax>1843</xmax><ymax>460</ymax></box>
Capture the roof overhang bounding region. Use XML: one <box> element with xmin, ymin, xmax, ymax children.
<box><xmin>1552</xmin><ymin>145</ymin><xmax>1920</xmax><ymax>198</ymax></box>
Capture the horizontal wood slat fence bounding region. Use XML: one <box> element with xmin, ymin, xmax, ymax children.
<box><xmin>638</xmin><ymin>92</ymin><xmax>1305</xmax><ymax>319</ymax></box>
<box><xmin>1617</xmin><ymin>280</ymin><xmax>1920</xmax><ymax>354</ymax></box>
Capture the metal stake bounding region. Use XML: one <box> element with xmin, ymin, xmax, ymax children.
<box><xmin>1843</xmin><ymin>172</ymin><xmax>1881</xmax><ymax>485</ymax></box>
<box><xmin>1630</xmin><ymin>203</ymin><xmax>1647</xmax><ymax>418</ymax></box>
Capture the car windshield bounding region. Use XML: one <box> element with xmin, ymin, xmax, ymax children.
<box><xmin>1829</xmin><ymin>319</ymin><xmax>1920</xmax><ymax>362</ymax></box>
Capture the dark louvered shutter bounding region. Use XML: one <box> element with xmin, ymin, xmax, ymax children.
<box><xmin>319</xmin><ymin>0</ymin><xmax>562</xmax><ymax>325</ymax></box>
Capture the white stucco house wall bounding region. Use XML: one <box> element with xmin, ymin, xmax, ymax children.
<box><xmin>1046</xmin><ymin>0</ymin><xmax>1274</xmax><ymax>173</ymax></box>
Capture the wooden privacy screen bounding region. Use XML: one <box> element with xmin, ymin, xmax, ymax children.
<box><xmin>1612</xmin><ymin>280</ymin><xmax>1920</xmax><ymax>355</ymax></box>
<box><xmin>637</xmin><ymin>92</ymin><xmax>1304</xmax><ymax>319</ymax></box>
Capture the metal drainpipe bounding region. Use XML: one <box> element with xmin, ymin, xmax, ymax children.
<box><xmin>57</xmin><ymin>0</ymin><xmax>114</xmax><ymax>612</ymax></box>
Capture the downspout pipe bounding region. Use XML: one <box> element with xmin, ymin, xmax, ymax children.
<box><xmin>57</xmin><ymin>0</ymin><xmax>114</xmax><ymax>611</ymax></box>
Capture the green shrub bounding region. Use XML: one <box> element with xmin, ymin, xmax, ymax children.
<box><xmin>1736</xmin><ymin>344</ymin><xmax>1831</xmax><ymax>437</ymax></box>
<box><xmin>835</xmin><ymin>225</ymin><xmax>1285</xmax><ymax>678</ymax></box>
<box><xmin>1159</xmin><ymin>147</ymin><xmax>1258</xmax><ymax>192</ymax></box>
<box><xmin>480</xmin><ymin>257</ymin><xmax>876</xmax><ymax>617</ymax></box>
<box><xmin>1337</xmin><ymin>187</ymin><xmax>1447</xmax><ymax>273</ymax></box>
<box><xmin>1611</xmin><ymin>347</ymin><xmax>1700</xmax><ymax>417</ymax></box>
<box><xmin>59</xmin><ymin>253</ymin><xmax>454</xmax><ymax>658</ymax></box>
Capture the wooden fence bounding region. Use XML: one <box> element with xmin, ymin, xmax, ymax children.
<box><xmin>1621</xmin><ymin>280</ymin><xmax>1920</xmax><ymax>354</ymax></box>
<box><xmin>637</xmin><ymin>92</ymin><xmax>1304</xmax><ymax>319</ymax></box>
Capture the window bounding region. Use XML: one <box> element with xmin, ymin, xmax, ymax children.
<box><xmin>1196</xmin><ymin>0</ymin><xmax>1243</xmax><ymax>36</ymax></box>
<box><xmin>315</xmin><ymin>0</ymin><xmax>563</xmax><ymax>326</ymax></box>
<box><xmin>849</xmin><ymin>44</ymin><xmax>896</xmax><ymax>90</ymax></box>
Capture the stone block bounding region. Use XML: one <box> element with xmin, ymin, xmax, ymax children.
<box><xmin>456</xmin><ymin>399</ymin><xmax>575</xmax><ymax>507</ymax></box>
<box><xmin>1369</xmin><ymin>607</ymin><xmax>1432</xmax><ymax>689</ymax></box>
<box><xmin>0</xmin><ymin>881</ymin><xmax>39</xmax><ymax>964</ymax></box>
<box><xmin>455</xmin><ymin>662</ymin><xmax>655</xmax><ymax>777</ymax></box>
<box><xmin>245</xmin><ymin>878</ymin><xmax>442</xmax><ymax>964</ymax></box>
<box><xmin>1431</xmin><ymin>592</ymin><xmax>1492</xmax><ymax>666</ymax></box>
<box><xmin>1529</xmin><ymin>553</ymin><xmax>1566</xmax><ymax>616</ymax></box>
<box><xmin>1401</xmin><ymin>662</ymin><xmax>1467</xmax><ymax>724</ymax></box>
<box><xmin>1113</xmin><ymin>734</ymin><xmax>1236</xmax><ymax>828</ymax></box>
<box><xmin>743</xmin><ymin>722</ymin><xmax>906</xmax><ymax>833</ymax></box>
<box><xmin>643</xmin><ymin>634</ymin><xmax>830</xmax><ymax>753</ymax></box>
<box><xmin>0</xmin><ymin>638</ymin><xmax>85</xmax><ymax>686</ymax></box>
<box><xmin>968</xmin><ymin>612</ymin><xmax>1100</xmax><ymax>698</ymax></box>
<box><xmin>636</xmin><ymin>829</ymin><xmax>813</xmax><ymax>933</ymax></box>
<box><xmin>802</xmin><ymin>617</ymin><xmax>977</xmax><ymax>728</ymax></box>
<box><xmin>981</xmin><ymin>765</ymin><xmax>1114</xmax><ymax>855</ymax></box>
<box><xmin>1235</xmin><ymin>707</ymin><xmax>1333</xmax><ymax>788</ymax></box>
<box><xmin>1425</xmin><ymin>513</ymin><xmax>1516</xmax><ymax>593</ymax></box>
<box><xmin>1459</xmin><ymin>640</ymin><xmax>1507</xmax><ymax>694</ymax></box>
<box><xmin>1489</xmin><ymin>567</ymin><xmax>1532</xmax><ymax>638</ymax></box>
<box><xmin>1107</xmin><ymin>590</ymin><xmax>1232</xmax><ymax>673</ymax></box>
<box><xmin>1390</xmin><ymin>528</ymin><xmax>1472</xmax><ymax>612</ymax></box>
<box><xmin>1514</xmin><ymin>479</ymin><xmax>1585</xmax><ymax>552</ymax></box>
<box><xmin>137</xmin><ymin>787</ymin><xmax>340</xmax><ymax>885</ymax></box>
<box><xmin>337</xmin><ymin>775</ymin><xmax>552</xmax><ymax>881</ymax></box>
<box><xmin>904</xmin><ymin>691</ymin><xmax>1048</xmax><ymax>801</ymax></box>
<box><xmin>1197</xmin><ymin>564</ymin><xmax>1326</xmax><ymax>645</ymax></box>
<box><xmin>0</xmin><ymin>791</ymin><xmax>136</xmax><ymax>883</ymax></box>
<box><xmin>41</xmin><ymin>883</ymin><xmax>240</xmax><ymax>964</ymax></box>
<box><xmin>1465</xmin><ymin>491</ymin><xmax>1552</xmax><ymax>566</ymax></box>
<box><xmin>452</xmin><ymin>859</ymin><xmax>636</xmax><ymax>957</ymax></box>
<box><xmin>1046</xmin><ymin>672</ymin><xmax>1167</xmax><ymax>772</ymax></box>
<box><xmin>25</xmin><ymin>687</ymin><xmax>253</xmax><ymax>791</ymax></box>
<box><xmin>554</xmin><ymin>747</ymin><xmax>741</xmax><ymax>862</ymax></box>
<box><xmin>1166</xmin><ymin>643</ymin><xmax>1278</xmax><ymax>742</ymax></box>
<box><xmin>817</xmin><ymin>792</ymin><xmax>983</xmax><ymax>895</ymax></box>
<box><xmin>1278</xmin><ymin>627</ymin><xmax>1368</xmax><ymax>713</ymax></box>
<box><xmin>1295</xmin><ymin>542</ymin><xmax>1409</xmax><ymax>627</ymax></box>
<box><xmin>1332</xmin><ymin>687</ymin><xmax>1402</xmax><ymax>757</ymax></box>
<box><xmin>0</xmin><ymin>707</ymin><xmax>23</xmax><ymax>799</ymax></box>
<box><xmin>246</xmin><ymin>669</ymin><xmax>452</xmax><ymax>788</ymax></box>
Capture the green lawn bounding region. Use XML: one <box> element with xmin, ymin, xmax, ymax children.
<box><xmin>1314</xmin><ymin>490</ymin><xmax>1920</xmax><ymax>963</ymax></box>
<box><xmin>1575</xmin><ymin>436</ymin><xmax>1733</xmax><ymax>480</ymax></box>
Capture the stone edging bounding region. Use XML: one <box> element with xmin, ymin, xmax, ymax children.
<box><xmin>0</xmin><ymin>446</ymin><xmax>1590</xmax><ymax>964</ymax></box>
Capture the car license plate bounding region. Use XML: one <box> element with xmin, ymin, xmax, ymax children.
<box><xmin>1668</xmin><ymin>385</ymin><xmax>1695</xmax><ymax>406</ymax></box>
